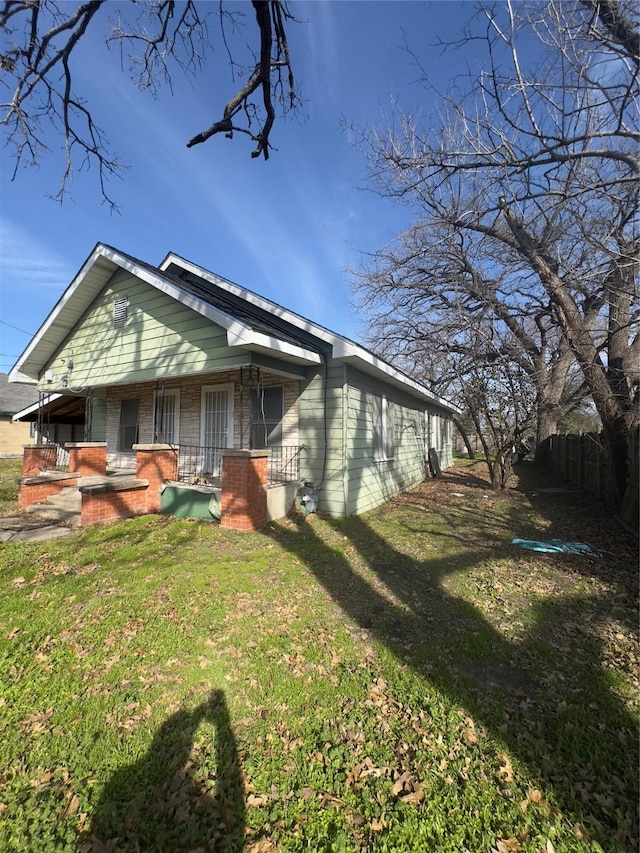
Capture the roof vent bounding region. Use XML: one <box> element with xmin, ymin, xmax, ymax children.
<box><xmin>113</xmin><ymin>296</ymin><xmax>128</xmax><ymax>328</ymax></box>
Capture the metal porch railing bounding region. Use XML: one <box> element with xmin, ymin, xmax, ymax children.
<box><xmin>267</xmin><ymin>445</ymin><xmax>303</xmax><ymax>484</ymax></box>
<box><xmin>175</xmin><ymin>444</ymin><xmax>303</xmax><ymax>486</ymax></box>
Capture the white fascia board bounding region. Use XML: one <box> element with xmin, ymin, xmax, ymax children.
<box><xmin>12</xmin><ymin>242</ymin><xmax>320</xmax><ymax>385</ymax></box>
<box><xmin>160</xmin><ymin>253</ymin><xmax>340</xmax><ymax>346</ymax></box>
<box><xmin>161</xmin><ymin>252</ymin><xmax>460</xmax><ymax>412</ymax></box>
<box><xmin>332</xmin><ymin>339</ymin><xmax>460</xmax><ymax>414</ymax></box>
<box><xmin>11</xmin><ymin>243</ymin><xmax>116</xmax><ymax>382</ymax></box>
<box><xmin>8</xmin><ymin>368</ymin><xmax>37</xmax><ymax>384</ymax></box>
<box><xmin>10</xmin><ymin>244</ymin><xmax>251</xmax><ymax>381</ymax></box>
<box><xmin>11</xmin><ymin>393</ymin><xmax>62</xmax><ymax>422</ymax></box>
<box><xmin>226</xmin><ymin>326</ymin><xmax>321</xmax><ymax>365</ymax></box>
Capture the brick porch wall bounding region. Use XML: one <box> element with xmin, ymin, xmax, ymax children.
<box><xmin>80</xmin><ymin>484</ymin><xmax>149</xmax><ymax>525</ymax></box>
<box><xmin>220</xmin><ymin>449</ymin><xmax>269</xmax><ymax>531</ymax></box>
<box><xmin>21</xmin><ymin>445</ymin><xmax>57</xmax><ymax>477</ymax></box>
<box><xmin>67</xmin><ymin>443</ymin><xmax>107</xmax><ymax>477</ymax></box>
<box><xmin>134</xmin><ymin>444</ymin><xmax>178</xmax><ymax>513</ymax></box>
<box><xmin>18</xmin><ymin>474</ymin><xmax>79</xmax><ymax>510</ymax></box>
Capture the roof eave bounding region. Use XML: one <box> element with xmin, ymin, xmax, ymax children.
<box><xmin>332</xmin><ymin>340</ymin><xmax>460</xmax><ymax>414</ymax></box>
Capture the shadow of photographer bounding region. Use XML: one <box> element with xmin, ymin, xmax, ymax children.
<box><xmin>81</xmin><ymin>689</ymin><xmax>245</xmax><ymax>852</ymax></box>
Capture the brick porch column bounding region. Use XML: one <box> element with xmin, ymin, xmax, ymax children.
<box><xmin>220</xmin><ymin>449</ymin><xmax>270</xmax><ymax>532</ymax></box>
<box><xmin>67</xmin><ymin>442</ymin><xmax>107</xmax><ymax>477</ymax></box>
<box><xmin>134</xmin><ymin>444</ymin><xmax>178</xmax><ymax>513</ymax></box>
<box><xmin>21</xmin><ymin>445</ymin><xmax>57</xmax><ymax>477</ymax></box>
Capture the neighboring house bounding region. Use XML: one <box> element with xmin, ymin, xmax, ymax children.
<box><xmin>0</xmin><ymin>373</ymin><xmax>39</xmax><ymax>456</ymax></box>
<box><xmin>10</xmin><ymin>243</ymin><xmax>457</xmax><ymax>517</ymax></box>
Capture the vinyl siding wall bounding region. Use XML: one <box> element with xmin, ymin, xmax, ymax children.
<box><xmin>298</xmin><ymin>362</ymin><xmax>347</xmax><ymax>517</ymax></box>
<box><xmin>344</xmin><ymin>368</ymin><xmax>428</xmax><ymax>516</ymax></box>
<box><xmin>37</xmin><ymin>270</ymin><xmax>246</xmax><ymax>390</ymax></box>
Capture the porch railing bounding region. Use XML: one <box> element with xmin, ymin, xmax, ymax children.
<box><xmin>176</xmin><ymin>445</ymin><xmax>225</xmax><ymax>485</ymax></box>
<box><xmin>36</xmin><ymin>442</ymin><xmax>69</xmax><ymax>472</ymax></box>
<box><xmin>175</xmin><ymin>444</ymin><xmax>303</xmax><ymax>486</ymax></box>
<box><xmin>268</xmin><ymin>445</ymin><xmax>303</xmax><ymax>484</ymax></box>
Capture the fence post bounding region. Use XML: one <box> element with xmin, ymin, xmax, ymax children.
<box><xmin>577</xmin><ymin>434</ymin><xmax>584</xmax><ymax>490</ymax></box>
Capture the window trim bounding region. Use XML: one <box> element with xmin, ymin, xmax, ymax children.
<box><xmin>117</xmin><ymin>397</ymin><xmax>139</xmax><ymax>453</ymax></box>
<box><xmin>153</xmin><ymin>388</ymin><xmax>180</xmax><ymax>445</ymax></box>
<box><xmin>373</xmin><ymin>394</ymin><xmax>395</xmax><ymax>462</ymax></box>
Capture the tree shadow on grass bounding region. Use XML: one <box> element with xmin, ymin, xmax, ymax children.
<box><xmin>266</xmin><ymin>480</ymin><xmax>638</xmax><ymax>850</ymax></box>
<box><xmin>81</xmin><ymin>689</ymin><xmax>245</xmax><ymax>852</ymax></box>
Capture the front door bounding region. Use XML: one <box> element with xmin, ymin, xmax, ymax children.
<box><xmin>200</xmin><ymin>385</ymin><xmax>234</xmax><ymax>476</ymax></box>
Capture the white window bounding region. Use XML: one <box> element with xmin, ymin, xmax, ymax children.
<box><xmin>373</xmin><ymin>394</ymin><xmax>395</xmax><ymax>461</ymax></box>
<box><xmin>153</xmin><ymin>389</ymin><xmax>180</xmax><ymax>444</ymax></box>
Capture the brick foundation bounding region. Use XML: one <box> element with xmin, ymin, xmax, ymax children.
<box><xmin>67</xmin><ymin>443</ymin><xmax>107</xmax><ymax>477</ymax></box>
<box><xmin>134</xmin><ymin>444</ymin><xmax>178</xmax><ymax>513</ymax></box>
<box><xmin>220</xmin><ymin>449</ymin><xmax>269</xmax><ymax>531</ymax></box>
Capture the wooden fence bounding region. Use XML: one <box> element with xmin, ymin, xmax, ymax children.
<box><xmin>546</xmin><ymin>429</ymin><xmax>639</xmax><ymax>508</ymax></box>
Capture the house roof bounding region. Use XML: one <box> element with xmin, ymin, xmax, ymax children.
<box><xmin>0</xmin><ymin>372</ymin><xmax>40</xmax><ymax>416</ymax></box>
<box><xmin>9</xmin><ymin>243</ymin><xmax>459</xmax><ymax>414</ymax></box>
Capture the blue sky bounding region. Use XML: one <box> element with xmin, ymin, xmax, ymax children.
<box><xmin>1</xmin><ymin>0</ymin><xmax>474</xmax><ymax>375</ymax></box>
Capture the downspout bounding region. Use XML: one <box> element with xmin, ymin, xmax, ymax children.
<box><xmin>239</xmin><ymin>366</ymin><xmax>244</xmax><ymax>449</ymax></box>
<box><xmin>341</xmin><ymin>362</ymin><xmax>349</xmax><ymax>515</ymax></box>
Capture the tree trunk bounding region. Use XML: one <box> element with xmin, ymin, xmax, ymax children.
<box><xmin>453</xmin><ymin>417</ymin><xmax>476</xmax><ymax>459</ymax></box>
<box><xmin>602</xmin><ymin>417</ymin><xmax>631</xmax><ymax>509</ymax></box>
<box><xmin>534</xmin><ymin>407</ymin><xmax>558</xmax><ymax>467</ymax></box>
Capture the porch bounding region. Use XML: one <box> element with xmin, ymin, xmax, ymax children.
<box><xmin>18</xmin><ymin>441</ymin><xmax>305</xmax><ymax>530</ymax></box>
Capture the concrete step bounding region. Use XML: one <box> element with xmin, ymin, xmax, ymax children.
<box><xmin>26</xmin><ymin>486</ymin><xmax>81</xmax><ymax>526</ymax></box>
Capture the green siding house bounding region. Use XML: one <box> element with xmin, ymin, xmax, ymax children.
<box><xmin>10</xmin><ymin>244</ymin><xmax>457</xmax><ymax>518</ymax></box>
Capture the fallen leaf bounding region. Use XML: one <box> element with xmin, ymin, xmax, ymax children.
<box><xmin>248</xmin><ymin>839</ymin><xmax>276</xmax><ymax>853</ymax></box>
<box><xmin>400</xmin><ymin>789</ymin><xmax>424</xmax><ymax>805</ymax></box>
<box><xmin>496</xmin><ymin>839</ymin><xmax>520</xmax><ymax>852</ymax></box>
<box><xmin>370</xmin><ymin>815</ymin><xmax>387</xmax><ymax>832</ymax></box>
<box><xmin>498</xmin><ymin>753</ymin><xmax>515</xmax><ymax>783</ymax></box>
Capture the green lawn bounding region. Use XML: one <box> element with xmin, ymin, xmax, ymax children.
<box><xmin>0</xmin><ymin>459</ymin><xmax>637</xmax><ymax>852</ymax></box>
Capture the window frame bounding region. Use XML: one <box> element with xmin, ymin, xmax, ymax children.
<box><xmin>117</xmin><ymin>398</ymin><xmax>139</xmax><ymax>453</ymax></box>
<box><xmin>250</xmin><ymin>385</ymin><xmax>284</xmax><ymax>448</ymax></box>
<box><xmin>153</xmin><ymin>388</ymin><xmax>180</xmax><ymax>445</ymax></box>
<box><xmin>200</xmin><ymin>384</ymin><xmax>235</xmax><ymax>450</ymax></box>
<box><xmin>373</xmin><ymin>394</ymin><xmax>395</xmax><ymax>462</ymax></box>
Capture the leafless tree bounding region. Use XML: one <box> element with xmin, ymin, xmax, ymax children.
<box><xmin>353</xmin><ymin>222</ymin><xmax>588</xmax><ymax>466</ymax></box>
<box><xmin>0</xmin><ymin>0</ymin><xmax>298</xmax><ymax>207</ymax></box>
<box><xmin>353</xmin><ymin>0</ymin><xmax>639</xmax><ymax>507</ymax></box>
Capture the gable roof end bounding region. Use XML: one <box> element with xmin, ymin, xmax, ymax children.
<box><xmin>9</xmin><ymin>244</ymin><xmax>321</xmax><ymax>384</ymax></box>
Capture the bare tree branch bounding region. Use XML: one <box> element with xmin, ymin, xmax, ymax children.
<box><xmin>1</xmin><ymin>0</ymin><xmax>299</xmax><ymax>203</ymax></box>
